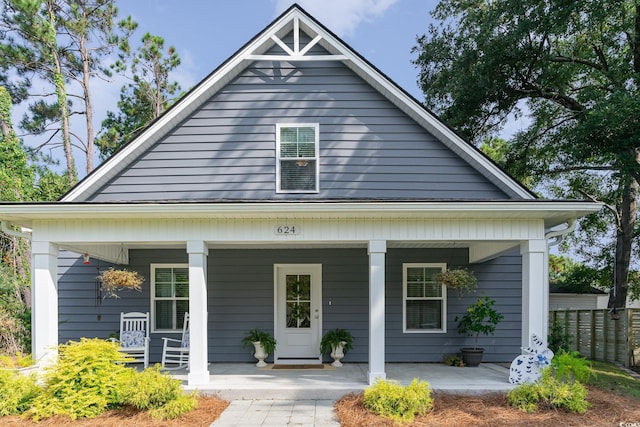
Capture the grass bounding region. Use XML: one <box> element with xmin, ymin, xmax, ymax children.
<box><xmin>587</xmin><ymin>360</ymin><xmax>640</xmax><ymax>399</ymax></box>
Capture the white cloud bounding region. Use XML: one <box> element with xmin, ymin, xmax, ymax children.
<box><xmin>274</xmin><ymin>0</ymin><xmax>399</xmax><ymax>37</ymax></box>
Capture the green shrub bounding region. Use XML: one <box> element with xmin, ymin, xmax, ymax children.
<box><xmin>118</xmin><ymin>365</ymin><xmax>198</xmax><ymax>420</ymax></box>
<box><xmin>363</xmin><ymin>379</ymin><xmax>433</xmax><ymax>423</ymax></box>
<box><xmin>0</xmin><ymin>352</ymin><xmax>33</xmax><ymax>368</ymax></box>
<box><xmin>0</xmin><ymin>370</ymin><xmax>40</xmax><ymax>415</ymax></box>
<box><xmin>149</xmin><ymin>393</ymin><xmax>198</xmax><ymax>420</ymax></box>
<box><xmin>552</xmin><ymin>350</ymin><xmax>591</xmax><ymax>383</ymax></box>
<box><xmin>507</xmin><ymin>369</ymin><xmax>590</xmax><ymax>414</ymax></box>
<box><xmin>548</xmin><ymin>321</ymin><xmax>572</xmax><ymax>354</ymax></box>
<box><xmin>27</xmin><ymin>338</ymin><xmax>133</xmax><ymax>420</ymax></box>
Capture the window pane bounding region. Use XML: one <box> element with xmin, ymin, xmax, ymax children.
<box><xmin>423</xmin><ymin>283</ymin><xmax>442</xmax><ymax>298</ymax></box>
<box><xmin>280</xmin><ymin>142</ymin><xmax>298</xmax><ymax>157</ymax></box>
<box><xmin>280</xmin><ymin>160</ymin><xmax>316</xmax><ymax>190</ymax></box>
<box><xmin>406</xmin><ymin>300</ymin><xmax>442</xmax><ymax>330</ymax></box>
<box><xmin>174</xmin><ymin>268</ymin><xmax>188</xmax><ymax>283</ymax></box>
<box><xmin>175</xmin><ymin>282</ymin><xmax>189</xmax><ymax>298</ymax></box>
<box><xmin>280</xmin><ymin>127</ymin><xmax>298</xmax><ymax>143</ymax></box>
<box><xmin>297</xmin><ymin>142</ymin><xmax>315</xmax><ymax>157</ymax></box>
<box><xmin>407</xmin><ymin>268</ymin><xmax>425</xmax><ymax>283</ymax></box>
<box><xmin>155</xmin><ymin>300</ymin><xmax>172</xmax><ymax>330</ymax></box>
<box><xmin>155</xmin><ymin>282</ymin><xmax>173</xmax><ymax>297</ymax></box>
<box><xmin>176</xmin><ymin>300</ymin><xmax>189</xmax><ymax>327</ymax></box>
<box><xmin>155</xmin><ymin>269</ymin><xmax>172</xmax><ymax>283</ymax></box>
<box><xmin>297</xmin><ymin>127</ymin><xmax>315</xmax><ymax>142</ymax></box>
<box><xmin>407</xmin><ymin>282</ymin><xmax>424</xmax><ymax>298</ymax></box>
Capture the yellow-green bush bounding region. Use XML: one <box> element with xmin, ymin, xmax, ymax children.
<box><xmin>119</xmin><ymin>364</ymin><xmax>197</xmax><ymax>418</ymax></box>
<box><xmin>27</xmin><ymin>338</ymin><xmax>133</xmax><ymax>420</ymax></box>
<box><xmin>0</xmin><ymin>370</ymin><xmax>40</xmax><ymax>415</ymax></box>
<box><xmin>363</xmin><ymin>379</ymin><xmax>433</xmax><ymax>423</ymax></box>
<box><xmin>507</xmin><ymin>368</ymin><xmax>590</xmax><ymax>414</ymax></box>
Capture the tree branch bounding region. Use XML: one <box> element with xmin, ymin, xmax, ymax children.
<box><xmin>548</xmin><ymin>54</ymin><xmax>604</xmax><ymax>71</ymax></box>
<box><xmin>578</xmin><ymin>190</ymin><xmax>619</xmax><ymax>227</ymax></box>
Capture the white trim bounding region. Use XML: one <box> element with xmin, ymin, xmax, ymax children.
<box><xmin>402</xmin><ymin>263</ymin><xmax>447</xmax><ymax>333</ymax></box>
<box><xmin>150</xmin><ymin>263</ymin><xmax>189</xmax><ymax>333</ymax></box>
<box><xmin>275</xmin><ymin>123</ymin><xmax>320</xmax><ymax>193</ymax></box>
<box><xmin>62</xmin><ymin>7</ymin><xmax>535</xmax><ymax>202</ymax></box>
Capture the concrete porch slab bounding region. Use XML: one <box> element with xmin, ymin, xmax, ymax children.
<box><xmin>176</xmin><ymin>363</ymin><xmax>515</xmax><ymax>400</ymax></box>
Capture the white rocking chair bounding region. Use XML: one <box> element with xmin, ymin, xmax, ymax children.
<box><xmin>116</xmin><ymin>312</ymin><xmax>150</xmax><ymax>368</ymax></box>
<box><xmin>161</xmin><ymin>313</ymin><xmax>190</xmax><ymax>370</ymax></box>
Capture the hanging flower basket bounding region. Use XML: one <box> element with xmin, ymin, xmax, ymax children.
<box><xmin>434</xmin><ymin>268</ymin><xmax>478</xmax><ymax>294</ymax></box>
<box><xmin>97</xmin><ymin>268</ymin><xmax>144</xmax><ymax>299</ymax></box>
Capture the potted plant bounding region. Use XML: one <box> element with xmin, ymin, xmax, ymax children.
<box><xmin>242</xmin><ymin>328</ymin><xmax>276</xmax><ymax>367</ymax></box>
<box><xmin>455</xmin><ymin>296</ymin><xmax>503</xmax><ymax>367</ymax></box>
<box><xmin>97</xmin><ymin>267</ymin><xmax>144</xmax><ymax>299</ymax></box>
<box><xmin>434</xmin><ymin>268</ymin><xmax>478</xmax><ymax>295</ymax></box>
<box><xmin>320</xmin><ymin>328</ymin><xmax>353</xmax><ymax>367</ymax></box>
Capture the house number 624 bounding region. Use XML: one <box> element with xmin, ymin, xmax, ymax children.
<box><xmin>275</xmin><ymin>225</ymin><xmax>299</xmax><ymax>235</ymax></box>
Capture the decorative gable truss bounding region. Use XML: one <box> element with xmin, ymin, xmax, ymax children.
<box><xmin>63</xmin><ymin>5</ymin><xmax>533</xmax><ymax>202</ymax></box>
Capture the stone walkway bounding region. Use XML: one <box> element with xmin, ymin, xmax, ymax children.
<box><xmin>211</xmin><ymin>399</ymin><xmax>339</xmax><ymax>427</ymax></box>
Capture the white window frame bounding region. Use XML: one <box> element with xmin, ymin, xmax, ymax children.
<box><xmin>403</xmin><ymin>263</ymin><xmax>447</xmax><ymax>333</ymax></box>
<box><xmin>275</xmin><ymin>123</ymin><xmax>320</xmax><ymax>193</ymax></box>
<box><xmin>150</xmin><ymin>263</ymin><xmax>189</xmax><ymax>333</ymax></box>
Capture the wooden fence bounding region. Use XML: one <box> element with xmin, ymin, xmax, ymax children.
<box><xmin>549</xmin><ymin>308</ymin><xmax>640</xmax><ymax>367</ymax></box>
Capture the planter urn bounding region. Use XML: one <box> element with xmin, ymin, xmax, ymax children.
<box><xmin>252</xmin><ymin>341</ymin><xmax>268</xmax><ymax>367</ymax></box>
<box><xmin>330</xmin><ymin>341</ymin><xmax>346</xmax><ymax>367</ymax></box>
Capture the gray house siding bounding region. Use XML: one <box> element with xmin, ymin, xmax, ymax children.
<box><xmin>86</xmin><ymin>44</ymin><xmax>510</xmax><ymax>202</ymax></box>
<box><xmin>58</xmin><ymin>247</ymin><xmax>521</xmax><ymax>364</ymax></box>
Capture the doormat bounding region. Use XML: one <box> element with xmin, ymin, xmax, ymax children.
<box><xmin>267</xmin><ymin>364</ymin><xmax>333</xmax><ymax>370</ymax></box>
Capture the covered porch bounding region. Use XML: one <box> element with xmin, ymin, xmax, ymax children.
<box><xmin>174</xmin><ymin>362</ymin><xmax>515</xmax><ymax>400</ymax></box>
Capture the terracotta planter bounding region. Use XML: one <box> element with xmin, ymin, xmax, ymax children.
<box><xmin>460</xmin><ymin>348</ymin><xmax>484</xmax><ymax>367</ymax></box>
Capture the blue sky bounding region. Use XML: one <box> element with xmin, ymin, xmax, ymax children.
<box><xmin>115</xmin><ymin>0</ymin><xmax>432</xmax><ymax>101</ymax></box>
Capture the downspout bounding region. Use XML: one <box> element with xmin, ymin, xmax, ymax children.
<box><xmin>0</xmin><ymin>220</ymin><xmax>32</xmax><ymax>240</ymax></box>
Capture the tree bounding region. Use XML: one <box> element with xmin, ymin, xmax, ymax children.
<box><xmin>413</xmin><ymin>0</ymin><xmax>638</xmax><ymax>307</ymax></box>
<box><xmin>1</xmin><ymin>0</ymin><xmax>76</xmax><ymax>185</ymax></box>
<box><xmin>96</xmin><ymin>32</ymin><xmax>181</xmax><ymax>158</ymax></box>
<box><xmin>57</xmin><ymin>0</ymin><xmax>136</xmax><ymax>174</ymax></box>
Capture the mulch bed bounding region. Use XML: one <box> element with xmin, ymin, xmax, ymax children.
<box><xmin>1</xmin><ymin>396</ymin><xmax>229</xmax><ymax>427</ymax></box>
<box><xmin>335</xmin><ymin>386</ymin><xmax>640</xmax><ymax>426</ymax></box>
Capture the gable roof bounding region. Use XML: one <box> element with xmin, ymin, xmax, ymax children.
<box><xmin>63</xmin><ymin>4</ymin><xmax>534</xmax><ymax>202</ymax></box>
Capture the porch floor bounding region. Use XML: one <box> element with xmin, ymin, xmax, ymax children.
<box><xmin>175</xmin><ymin>363</ymin><xmax>516</xmax><ymax>400</ymax></box>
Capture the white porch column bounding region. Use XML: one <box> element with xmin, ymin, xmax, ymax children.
<box><xmin>31</xmin><ymin>241</ymin><xmax>59</xmax><ymax>366</ymax></box>
<box><xmin>520</xmin><ymin>239</ymin><xmax>548</xmax><ymax>348</ymax></box>
<box><xmin>187</xmin><ymin>240</ymin><xmax>210</xmax><ymax>385</ymax></box>
<box><xmin>368</xmin><ymin>240</ymin><xmax>387</xmax><ymax>384</ymax></box>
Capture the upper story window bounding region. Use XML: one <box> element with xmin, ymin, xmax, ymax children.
<box><xmin>276</xmin><ymin>124</ymin><xmax>319</xmax><ymax>193</ymax></box>
<box><xmin>403</xmin><ymin>263</ymin><xmax>447</xmax><ymax>333</ymax></box>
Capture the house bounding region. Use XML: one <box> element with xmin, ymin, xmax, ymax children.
<box><xmin>548</xmin><ymin>284</ymin><xmax>609</xmax><ymax>310</ymax></box>
<box><xmin>0</xmin><ymin>4</ymin><xmax>600</xmax><ymax>386</ymax></box>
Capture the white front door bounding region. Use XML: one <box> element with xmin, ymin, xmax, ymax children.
<box><xmin>274</xmin><ymin>264</ymin><xmax>322</xmax><ymax>364</ymax></box>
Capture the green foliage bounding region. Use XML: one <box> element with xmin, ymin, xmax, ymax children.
<box><xmin>547</xmin><ymin>321</ymin><xmax>572</xmax><ymax>354</ymax></box>
<box><xmin>588</xmin><ymin>360</ymin><xmax>640</xmax><ymax>400</ymax></box>
<box><xmin>507</xmin><ymin>369</ymin><xmax>590</xmax><ymax>414</ymax></box>
<box><xmin>320</xmin><ymin>328</ymin><xmax>354</xmax><ymax>354</ymax></box>
<box><xmin>0</xmin><ymin>370</ymin><xmax>40</xmax><ymax>416</ymax></box>
<box><xmin>27</xmin><ymin>338</ymin><xmax>133</xmax><ymax>420</ymax></box>
<box><xmin>413</xmin><ymin>0</ymin><xmax>639</xmax><ymax>308</ymax></box>
<box><xmin>242</xmin><ymin>328</ymin><xmax>277</xmax><ymax>355</ymax></box>
<box><xmin>551</xmin><ymin>350</ymin><xmax>591</xmax><ymax>384</ymax></box>
<box><xmin>442</xmin><ymin>353</ymin><xmax>464</xmax><ymax>367</ymax></box>
<box><xmin>96</xmin><ymin>32</ymin><xmax>182</xmax><ymax>158</ymax></box>
<box><xmin>455</xmin><ymin>297</ymin><xmax>504</xmax><ymax>349</ymax></box>
<box><xmin>0</xmin><ymin>351</ymin><xmax>33</xmax><ymax>368</ymax></box>
<box><xmin>119</xmin><ymin>365</ymin><xmax>184</xmax><ymax>409</ymax></box>
<box><xmin>149</xmin><ymin>393</ymin><xmax>198</xmax><ymax>420</ymax></box>
<box><xmin>363</xmin><ymin>379</ymin><xmax>433</xmax><ymax>423</ymax></box>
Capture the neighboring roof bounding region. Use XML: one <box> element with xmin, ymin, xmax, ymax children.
<box><xmin>549</xmin><ymin>284</ymin><xmax>607</xmax><ymax>295</ymax></box>
<box><xmin>62</xmin><ymin>3</ymin><xmax>536</xmax><ymax>203</ymax></box>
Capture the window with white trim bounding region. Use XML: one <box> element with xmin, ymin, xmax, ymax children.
<box><xmin>276</xmin><ymin>124</ymin><xmax>319</xmax><ymax>193</ymax></box>
<box><xmin>151</xmin><ymin>264</ymin><xmax>189</xmax><ymax>332</ymax></box>
<box><xmin>403</xmin><ymin>263</ymin><xmax>447</xmax><ymax>333</ymax></box>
